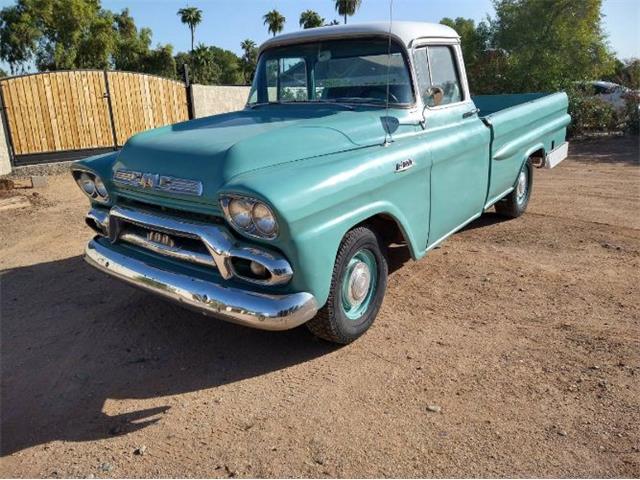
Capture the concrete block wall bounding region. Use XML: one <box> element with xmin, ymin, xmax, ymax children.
<box><xmin>190</xmin><ymin>85</ymin><xmax>251</xmax><ymax>118</ymax></box>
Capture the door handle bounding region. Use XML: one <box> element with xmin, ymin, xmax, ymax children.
<box><xmin>462</xmin><ymin>108</ymin><xmax>479</xmax><ymax>119</ymax></box>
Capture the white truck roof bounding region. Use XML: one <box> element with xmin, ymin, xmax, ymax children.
<box><xmin>259</xmin><ymin>21</ymin><xmax>459</xmax><ymax>53</ymax></box>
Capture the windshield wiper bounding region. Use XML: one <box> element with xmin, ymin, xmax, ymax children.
<box><xmin>304</xmin><ymin>100</ymin><xmax>354</xmax><ymax>110</ymax></box>
<box><xmin>331</xmin><ymin>97</ymin><xmax>387</xmax><ymax>105</ymax></box>
<box><xmin>248</xmin><ymin>99</ymin><xmax>354</xmax><ymax>110</ymax></box>
<box><xmin>247</xmin><ymin>101</ymin><xmax>282</xmax><ymax>109</ymax></box>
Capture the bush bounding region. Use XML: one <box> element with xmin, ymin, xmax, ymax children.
<box><xmin>622</xmin><ymin>96</ymin><xmax>639</xmax><ymax>135</ymax></box>
<box><xmin>566</xmin><ymin>86</ymin><xmax>618</xmax><ymax>137</ymax></box>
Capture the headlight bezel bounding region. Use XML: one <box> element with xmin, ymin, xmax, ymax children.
<box><xmin>220</xmin><ymin>194</ymin><xmax>279</xmax><ymax>240</ymax></box>
<box><xmin>72</xmin><ymin>169</ymin><xmax>110</xmax><ymax>204</ymax></box>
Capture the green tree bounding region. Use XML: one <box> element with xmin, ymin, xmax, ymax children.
<box><xmin>439</xmin><ymin>17</ymin><xmax>490</xmax><ymax>71</ymax></box>
<box><xmin>334</xmin><ymin>0</ymin><xmax>361</xmax><ymax>24</ymax></box>
<box><xmin>439</xmin><ymin>16</ymin><xmax>496</xmax><ymax>94</ymax></box>
<box><xmin>606</xmin><ymin>58</ymin><xmax>640</xmax><ymax>90</ymax></box>
<box><xmin>177</xmin><ymin>6</ymin><xmax>202</xmax><ymax>52</ymax></box>
<box><xmin>299</xmin><ymin>10</ymin><xmax>324</xmax><ymax>29</ymax></box>
<box><xmin>142</xmin><ymin>44</ymin><xmax>176</xmax><ymax>79</ymax></box>
<box><xmin>0</xmin><ymin>0</ymin><xmax>117</xmax><ymax>71</ymax></box>
<box><xmin>0</xmin><ymin>0</ymin><xmax>177</xmax><ymax>78</ymax></box>
<box><xmin>188</xmin><ymin>44</ymin><xmax>220</xmax><ymax>84</ymax></box>
<box><xmin>0</xmin><ymin>67</ymin><xmax>7</xmax><ymax>77</ymax></box>
<box><xmin>175</xmin><ymin>45</ymin><xmax>243</xmax><ymax>85</ymax></box>
<box><xmin>240</xmin><ymin>38</ymin><xmax>258</xmax><ymax>84</ymax></box>
<box><xmin>210</xmin><ymin>46</ymin><xmax>243</xmax><ymax>84</ymax></box>
<box><xmin>0</xmin><ymin>3</ymin><xmax>39</xmax><ymax>74</ymax></box>
<box><xmin>112</xmin><ymin>9</ymin><xmax>175</xmax><ymax>77</ymax></box>
<box><xmin>263</xmin><ymin>9</ymin><xmax>285</xmax><ymax>37</ymax></box>
<box><xmin>490</xmin><ymin>0</ymin><xmax>615</xmax><ymax>92</ymax></box>
<box><xmin>112</xmin><ymin>8</ymin><xmax>152</xmax><ymax>70</ymax></box>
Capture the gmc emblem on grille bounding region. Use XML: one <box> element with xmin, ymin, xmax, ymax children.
<box><xmin>140</xmin><ymin>173</ymin><xmax>159</xmax><ymax>189</ymax></box>
<box><xmin>147</xmin><ymin>231</ymin><xmax>175</xmax><ymax>247</ymax></box>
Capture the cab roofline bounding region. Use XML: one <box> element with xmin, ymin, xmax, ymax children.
<box><xmin>258</xmin><ymin>21</ymin><xmax>459</xmax><ymax>54</ymax></box>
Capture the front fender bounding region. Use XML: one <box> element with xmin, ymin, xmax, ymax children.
<box><xmin>222</xmin><ymin>142</ymin><xmax>430</xmax><ymax>306</ymax></box>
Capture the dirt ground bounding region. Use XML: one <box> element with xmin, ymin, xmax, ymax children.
<box><xmin>1</xmin><ymin>136</ymin><xmax>639</xmax><ymax>478</ymax></box>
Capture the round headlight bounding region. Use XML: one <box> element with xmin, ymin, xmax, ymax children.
<box><xmin>78</xmin><ymin>173</ymin><xmax>95</xmax><ymax>196</ymax></box>
<box><xmin>228</xmin><ymin>198</ymin><xmax>253</xmax><ymax>228</ymax></box>
<box><xmin>252</xmin><ymin>202</ymin><xmax>277</xmax><ymax>236</ymax></box>
<box><xmin>94</xmin><ymin>176</ymin><xmax>108</xmax><ymax>199</ymax></box>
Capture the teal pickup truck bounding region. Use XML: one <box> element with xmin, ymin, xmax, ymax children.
<box><xmin>73</xmin><ymin>22</ymin><xmax>570</xmax><ymax>343</ymax></box>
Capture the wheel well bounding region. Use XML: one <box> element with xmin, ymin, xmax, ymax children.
<box><xmin>529</xmin><ymin>148</ymin><xmax>545</xmax><ymax>168</ymax></box>
<box><xmin>357</xmin><ymin>213</ymin><xmax>407</xmax><ymax>246</ymax></box>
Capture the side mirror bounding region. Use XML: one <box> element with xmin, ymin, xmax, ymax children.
<box><xmin>420</xmin><ymin>86</ymin><xmax>445</xmax><ymax>129</ymax></box>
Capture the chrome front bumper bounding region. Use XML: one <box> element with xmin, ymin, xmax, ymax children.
<box><xmin>83</xmin><ymin>205</ymin><xmax>319</xmax><ymax>331</ymax></box>
<box><xmin>85</xmin><ymin>239</ymin><xmax>318</xmax><ymax>330</ymax></box>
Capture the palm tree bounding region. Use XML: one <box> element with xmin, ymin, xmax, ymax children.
<box><xmin>263</xmin><ymin>9</ymin><xmax>285</xmax><ymax>37</ymax></box>
<box><xmin>334</xmin><ymin>0</ymin><xmax>362</xmax><ymax>24</ymax></box>
<box><xmin>299</xmin><ymin>10</ymin><xmax>324</xmax><ymax>29</ymax></box>
<box><xmin>240</xmin><ymin>39</ymin><xmax>258</xmax><ymax>83</ymax></box>
<box><xmin>177</xmin><ymin>6</ymin><xmax>203</xmax><ymax>51</ymax></box>
<box><xmin>241</xmin><ymin>39</ymin><xmax>257</xmax><ymax>56</ymax></box>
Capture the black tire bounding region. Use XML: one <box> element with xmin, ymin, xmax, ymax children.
<box><xmin>495</xmin><ymin>159</ymin><xmax>533</xmax><ymax>218</ymax></box>
<box><xmin>306</xmin><ymin>226</ymin><xmax>388</xmax><ymax>344</ymax></box>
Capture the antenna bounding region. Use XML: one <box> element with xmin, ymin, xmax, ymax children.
<box><xmin>383</xmin><ymin>0</ymin><xmax>394</xmax><ymax>147</ymax></box>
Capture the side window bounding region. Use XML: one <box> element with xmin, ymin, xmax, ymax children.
<box><xmin>265</xmin><ymin>57</ymin><xmax>308</xmax><ymax>102</ymax></box>
<box><xmin>413</xmin><ymin>47</ymin><xmax>433</xmax><ymax>105</ymax></box>
<box><xmin>415</xmin><ymin>45</ymin><xmax>463</xmax><ymax>107</ymax></box>
<box><xmin>427</xmin><ymin>46</ymin><xmax>462</xmax><ymax>105</ymax></box>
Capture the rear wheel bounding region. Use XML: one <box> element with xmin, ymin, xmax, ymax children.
<box><xmin>306</xmin><ymin>226</ymin><xmax>388</xmax><ymax>344</ymax></box>
<box><xmin>495</xmin><ymin>159</ymin><xmax>533</xmax><ymax>218</ymax></box>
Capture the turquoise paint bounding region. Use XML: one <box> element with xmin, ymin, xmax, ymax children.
<box><xmin>74</xmin><ymin>45</ymin><xmax>569</xmax><ymax>308</ymax></box>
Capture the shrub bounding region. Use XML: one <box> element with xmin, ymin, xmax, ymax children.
<box><xmin>566</xmin><ymin>86</ymin><xmax>618</xmax><ymax>138</ymax></box>
<box><xmin>621</xmin><ymin>96</ymin><xmax>639</xmax><ymax>135</ymax></box>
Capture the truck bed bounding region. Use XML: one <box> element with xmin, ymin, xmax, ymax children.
<box><xmin>472</xmin><ymin>92</ymin><xmax>571</xmax><ymax>205</ymax></box>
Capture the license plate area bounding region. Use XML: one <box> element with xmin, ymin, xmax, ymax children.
<box><xmin>146</xmin><ymin>230</ymin><xmax>175</xmax><ymax>248</ymax></box>
<box><xmin>109</xmin><ymin>216</ymin><xmax>212</xmax><ymax>261</ymax></box>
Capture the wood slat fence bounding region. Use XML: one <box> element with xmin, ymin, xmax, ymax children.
<box><xmin>0</xmin><ymin>70</ymin><xmax>190</xmax><ymax>165</ymax></box>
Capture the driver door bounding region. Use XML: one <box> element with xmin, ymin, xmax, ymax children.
<box><xmin>413</xmin><ymin>44</ymin><xmax>490</xmax><ymax>248</ymax></box>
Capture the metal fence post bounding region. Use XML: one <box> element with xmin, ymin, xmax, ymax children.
<box><xmin>103</xmin><ymin>70</ymin><xmax>119</xmax><ymax>150</ymax></box>
<box><xmin>183</xmin><ymin>64</ymin><xmax>195</xmax><ymax>120</ymax></box>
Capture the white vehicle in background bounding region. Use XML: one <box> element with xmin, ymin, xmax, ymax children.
<box><xmin>576</xmin><ymin>81</ymin><xmax>640</xmax><ymax>112</ymax></box>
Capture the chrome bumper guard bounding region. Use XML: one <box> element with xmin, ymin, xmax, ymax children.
<box><xmin>83</xmin><ymin>206</ymin><xmax>319</xmax><ymax>330</ymax></box>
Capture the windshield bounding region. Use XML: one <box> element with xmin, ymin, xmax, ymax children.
<box><xmin>248</xmin><ymin>38</ymin><xmax>414</xmax><ymax>106</ymax></box>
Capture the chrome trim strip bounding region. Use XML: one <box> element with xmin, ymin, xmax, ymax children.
<box><xmin>86</xmin><ymin>207</ymin><xmax>110</xmax><ymax>235</ymax></box>
<box><xmin>110</xmin><ymin>205</ymin><xmax>236</xmax><ymax>279</ymax></box>
<box><xmin>85</xmin><ymin>238</ymin><xmax>318</xmax><ymax>331</ymax></box>
<box><xmin>119</xmin><ymin>232</ymin><xmax>216</xmax><ymax>268</ymax></box>
<box><xmin>107</xmin><ymin>206</ymin><xmax>293</xmax><ymax>286</ymax></box>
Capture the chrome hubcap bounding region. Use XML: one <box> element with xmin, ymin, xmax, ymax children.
<box><xmin>516</xmin><ymin>169</ymin><xmax>527</xmax><ymax>203</ymax></box>
<box><xmin>346</xmin><ymin>261</ymin><xmax>371</xmax><ymax>308</ymax></box>
<box><xmin>341</xmin><ymin>249</ymin><xmax>377</xmax><ymax>320</ymax></box>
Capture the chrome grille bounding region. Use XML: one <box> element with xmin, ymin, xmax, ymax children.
<box><xmin>113</xmin><ymin>169</ymin><xmax>203</xmax><ymax>197</ymax></box>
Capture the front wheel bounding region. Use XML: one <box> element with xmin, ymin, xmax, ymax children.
<box><xmin>495</xmin><ymin>159</ymin><xmax>533</xmax><ymax>218</ymax></box>
<box><xmin>306</xmin><ymin>226</ymin><xmax>388</xmax><ymax>344</ymax></box>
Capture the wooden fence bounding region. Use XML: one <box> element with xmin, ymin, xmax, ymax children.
<box><xmin>0</xmin><ymin>70</ymin><xmax>190</xmax><ymax>165</ymax></box>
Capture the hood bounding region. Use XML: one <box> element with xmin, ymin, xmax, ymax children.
<box><xmin>112</xmin><ymin>106</ymin><xmax>387</xmax><ymax>201</ymax></box>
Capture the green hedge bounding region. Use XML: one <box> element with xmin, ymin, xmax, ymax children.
<box><xmin>566</xmin><ymin>86</ymin><xmax>639</xmax><ymax>137</ymax></box>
